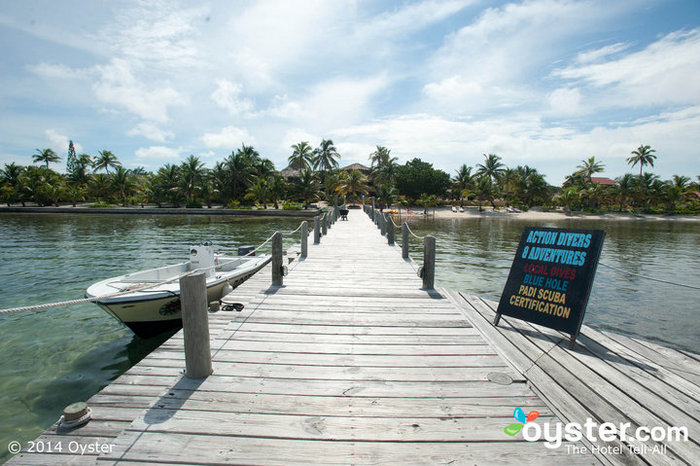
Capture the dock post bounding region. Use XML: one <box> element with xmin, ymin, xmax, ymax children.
<box><xmin>314</xmin><ymin>216</ymin><xmax>320</xmax><ymax>244</ymax></box>
<box><xmin>272</xmin><ymin>231</ymin><xmax>283</xmax><ymax>286</ymax></box>
<box><xmin>380</xmin><ymin>212</ymin><xmax>386</xmax><ymax>236</ymax></box>
<box><xmin>402</xmin><ymin>224</ymin><xmax>409</xmax><ymax>259</ymax></box>
<box><xmin>301</xmin><ymin>221</ymin><xmax>308</xmax><ymax>259</ymax></box>
<box><xmin>422</xmin><ymin>235</ymin><xmax>436</xmax><ymax>290</ymax></box>
<box><xmin>371</xmin><ymin>197</ymin><xmax>376</xmax><ymax>221</ymax></box>
<box><xmin>322</xmin><ymin>214</ymin><xmax>328</xmax><ymax>236</ymax></box>
<box><xmin>387</xmin><ymin>214</ymin><xmax>394</xmax><ymax>245</ymax></box>
<box><xmin>180</xmin><ymin>272</ymin><xmax>212</xmax><ymax>378</ymax></box>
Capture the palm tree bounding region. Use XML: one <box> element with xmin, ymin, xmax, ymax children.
<box><xmin>614</xmin><ymin>174</ymin><xmax>636</xmax><ymax>211</ymax></box>
<box><xmin>224</xmin><ymin>150</ymin><xmax>256</xmax><ymax>202</ymax></box>
<box><xmin>376</xmin><ymin>183</ymin><xmax>397</xmax><ymax>211</ymax></box>
<box><xmin>112</xmin><ymin>166</ymin><xmax>135</xmax><ymax>206</ymax></box>
<box><xmin>453</xmin><ymin>164</ymin><xmax>473</xmax><ymax>206</ymax></box>
<box><xmin>268</xmin><ymin>174</ymin><xmax>288</xmax><ymax>209</ymax></box>
<box><xmin>369</xmin><ymin>146</ymin><xmax>391</xmax><ymax>168</ymax></box>
<box><xmin>247</xmin><ymin>177</ymin><xmax>270</xmax><ymax>208</ymax></box>
<box><xmin>575</xmin><ymin>156</ymin><xmax>605</xmax><ymax>182</ymax></box>
<box><xmin>297</xmin><ymin>169</ymin><xmax>319</xmax><ymax>208</ymax></box>
<box><xmin>371</xmin><ymin>156</ymin><xmax>399</xmax><ymax>187</ymax></box>
<box><xmin>33</xmin><ymin>148</ymin><xmax>61</xmax><ymax>169</ymax></box>
<box><xmin>337</xmin><ymin>169</ymin><xmax>368</xmax><ymax>205</ymax></box>
<box><xmin>180</xmin><ymin>155</ymin><xmax>206</xmax><ymax>205</ymax></box>
<box><xmin>313</xmin><ymin>139</ymin><xmax>340</xmax><ymax>171</ymax></box>
<box><xmin>289</xmin><ymin>141</ymin><xmax>314</xmax><ymax>171</ymax></box>
<box><xmin>94</xmin><ymin>150</ymin><xmax>121</xmax><ymax>174</ymax></box>
<box><xmin>1</xmin><ymin>162</ymin><xmax>25</xmax><ymax>206</ymax></box>
<box><xmin>476</xmin><ymin>153</ymin><xmax>505</xmax><ymax>184</ymax></box>
<box><xmin>627</xmin><ymin>145</ymin><xmax>657</xmax><ymax>177</ymax></box>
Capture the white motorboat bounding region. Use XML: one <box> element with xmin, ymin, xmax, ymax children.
<box><xmin>86</xmin><ymin>244</ymin><xmax>270</xmax><ymax>337</ymax></box>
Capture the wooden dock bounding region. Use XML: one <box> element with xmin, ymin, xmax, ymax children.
<box><xmin>8</xmin><ymin>208</ymin><xmax>698</xmax><ymax>464</ymax></box>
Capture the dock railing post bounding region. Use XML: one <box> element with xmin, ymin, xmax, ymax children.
<box><xmin>371</xmin><ymin>197</ymin><xmax>376</xmax><ymax>221</ymax></box>
<box><xmin>422</xmin><ymin>235</ymin><xmax>436</xmax><ymax>290</ymax></box>
<box><xmin>322</xmin><ymin>214</ymin><xmax>328</xmax><ymax>236</ymax></box>
<box><xmin>380</xmin><ymin>212</ymin><xmax>386</xmax><ymax>236</ymax></box>
<box><xmin>387</xmin><ymin>214</ymin><xmax>394</xmax><ymax>245</ymax></box>
<box><xmin>180</xmin><ymin>272</ymin><xmax>212</xmax><ymax>378</ymax></box>
<box><xmin>301</xmin><ymin>221</ymin><xmax>308</xmax><ymax>259</ymax></box>
<box><xmin>314</xmin><ymin>215</ymin><xmax>320</xmax><ymax>244</ymax></box>
<box><xmin>272</xmin><ymin>231</ymin><xmax>283</xmax><ymax>286</ymax></box>
<box><xmin>402</xmin><ymin>224</ymin><xmax>409</xmax><ymax>259</ymax></box>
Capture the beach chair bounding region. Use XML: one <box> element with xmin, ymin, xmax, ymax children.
<box><xmin>339</xmin><ymin>208</ymin><xmax>349</xmax><ymax>220</ymax></box>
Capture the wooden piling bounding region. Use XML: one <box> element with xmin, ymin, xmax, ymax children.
<box><xmin>422</xmin><ymin>235</ymin><xmax>435</xmax><ymax>290</ymax></box>
<box><xmin>271</xmin><ymin>232</ymin><xmax>283</xmax><ymax>286</ymax></box>
<box><xmin>179</xmin><ymin>272</ymin><xmax>212</xmax><ymax>378</ymax></box>
<box><xmin>402</xmin><ymin>224</ymin><xmax>409</xmax><ymax>259</ymax></box>
<box><xmin>301</xmin><ymin>221</ymin><xmax>308</xmax><ymax>258</ymax></box>
<box><xmin>387</xmin><ymin>214</ymin><xmax>394</xmax><ymax>245</ymax></box>
<box><xmin>314</xmin><ymin>216</ymin><xmax>320</xmax><ymax>244</ymax></box>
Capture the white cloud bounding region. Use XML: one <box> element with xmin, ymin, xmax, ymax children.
<box><xmin>127</xmin><ymin>123</ymin><xmax>175</xmax><ymax>142</ymax></box>
<box><xmin>555</xmin><ymin>29</ymin><xmax>700</xmax><ymax>107</ymax></box>
<box><xmin>92</xmin><ymin>58</ymin><xmax>185</xmax><ymax>123</ymax></box>
<box><xmin>134</xmin><ymin>145</ymin><xmax>182</xmax><ymax>165</ymax></box>
<box><xmin>548</xmin><ymin>87</ymin><xmax>582</xmax><ymax>115</ymax></box>
<box><xmin>211</xmin><ymin>79</ymin><xmax>254</xmax><ymax>115</ymax></box>
<box><xmin>271</xmin><ymin>75</ymin><xmax>388</xmax><ymax>131</ymax></box>
<box><xmin>44</xmin><ymin>129</ymin><xmax>82</xmax><ymax>155</ymax></box>
<box><xmin>28</xmin><ymin>62</ymin><xmax>84</xmax><ymax>80</ymax></box>
<box><xmin>575</xmin><ymin>42</ymin><xmax>630</xmax><ymax>64</ymax></box>
<box><xmin>201</xmin><ymin>126</ymin><xmax>254</xmax><ymax>149</ymax></box>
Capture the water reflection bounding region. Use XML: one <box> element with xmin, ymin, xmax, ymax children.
<box><xmin>402</xmin><ymin>216</ymin><xmax>699</xmax><ymax>353</ymax></box>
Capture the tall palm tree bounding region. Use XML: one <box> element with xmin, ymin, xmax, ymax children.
<box><xmin>627</xmin><ymin>145</ymin><xmax>657</xmax><ymax>177</ymax></box>
<box><xmin>112</xmin><ymin>165</ymin><xmax>135</xmax><ymax>206</ymax></box>
<box><xmin>33</xmin><ymin>148</ymin><xmax>61</xmax><ymax>169</ymax></box>
<box><xmin>453</xmin><ymin>164</ymin><xmax>473</xmax><ymax>206</ymax></box>
<box><xmin>575</xmin><ymin>156</ymin><xmax>605</xmax><ymax>182</ymax></box>
<box><xmin>1</xmin><ymin>162</ymin><xmax>25</xmax><ymax>206</ymax></box>
<box><xmin>268</xmin><ymin>174</ymin><xmax>288</xmax><ymax>209</ymax></box>
<box><xmin>94</xmin><ymin>150</ymin><xmax>121</xmax><ymax>174</ymax></box>
<box><xmin>371</xmin><ymin>156</ymin><xmax>399</xmax><ymax>186</ymax></box>
<box><xmin>247</xmin><ymin>177</ymin><xmax>269</xmax><ymax>209</ymax></box>
<box><xmin>369</xmin><ymin>146</ymin><xmax>391</xmax><ymax>168</ymax></box>
<box><xmin>289</xmin><ymin>141</ymin><xmax>314</xmax><ymax>171</ymax></box>
<box><xmin>224</xmin><ymin>151</ymin><xmax>256</xmax><ymax>202</ymax></box>
<box><xmin>180</xmin><ymin>155</ymin><xmax>206</xmax><ymax>204</ymax></box>
<box><xmin>337</xmin><ymin>169</ymin><xmax>368</xmax><ymax>205</ymax></box>
<box><xmin>313</xmin><ymin>139</ymin><xmax>340</xmax><ymax>171</ymax></box>
<box><xmin>476</xmin><ymin>153</ymin><xmax>505</xmax><ymax>184</ymax></box>
<box><xmin>297</xmin><ymin>169</ymin><xmax>319</xmax><ymax>208</ymax></box>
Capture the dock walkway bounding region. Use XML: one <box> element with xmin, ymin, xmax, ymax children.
<box><xmin>10</xmin><ymin>208</ymin><xmax>697</xmax><ymax>464</ymax></box>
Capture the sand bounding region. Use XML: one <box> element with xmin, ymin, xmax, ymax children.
<box><xmin>390</xmin><ymin>206</ymin><xmax>700</xmax><ymax>223</ymax></box>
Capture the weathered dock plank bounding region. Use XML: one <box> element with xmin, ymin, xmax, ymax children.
<box><xmin>444</xmin><ymin>290</ymin><xmax>700</xmax><ymax>466</ymax></box>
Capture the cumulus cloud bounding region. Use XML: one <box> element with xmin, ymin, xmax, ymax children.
<box><xmin>92</xmin><ymin>58</ymin><xmax>185</xmax><ymax>123</ymax></box>
<box><xmin>134</xmin><ymin>145</ymin><xmax>182</xmax><ymax>165</ymax></box>
<box><xmin>554</xmin><ymin>29</ymin><xmax>700</xmax><ymax>107</ymax></box>
<box><xmin>127</xmin><ymin>123</ymin><xmax>175</xmax><ymax>142</ymax></box>
<box><xmin>44</xmin><ymin>129</ymin><xmax>82</xmax><ymax>154</ymax></box>
<box><xmin>548</xmin><ymin>87</ymin><xmax>583</xmax><ymax>116</ymax></box>
<box><xmin>201</xmin><ymin>126</ymin><xmax>254</xmax><ymax>149</ymax></box>
<box><xmin>211</xmin><ymin>79</ymin><xmax>254</xmax><ymax>115</ymax></box>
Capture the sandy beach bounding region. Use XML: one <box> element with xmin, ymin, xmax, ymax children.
<box><xmin>391</xmin><ymin>206</ymin><xmax>700</xmax><ymax>223</ymax></box>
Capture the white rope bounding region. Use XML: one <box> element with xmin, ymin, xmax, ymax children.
<box><xmin>0</xmin><ymin>231</ymin><xmax>281</xmax><ymax>316</ymax></box>
<box><xmin>280</xmin><ymin>221</ymin><xmax>304</xmax><ymax>235</ymax></box>
<box><xmin>404</xmin><ymin>222</ymin><xmax>425</xmax><ymax>241</ymax></box>
<box><xmin>598</xmin><ymin>262</ymin><xmax>700</xmax><ymax>290</ymax></box>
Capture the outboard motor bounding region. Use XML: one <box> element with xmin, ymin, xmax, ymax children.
<box><xmin>190</xmin><ymin>243</ymin><xmax>216</xmax><ymax>277</ymax></box>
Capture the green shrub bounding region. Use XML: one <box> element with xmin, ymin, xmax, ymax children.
<box><xmin>88</xmin><ymin>203</ymin><xmax>113</xmax><ymax>208</ymax></box>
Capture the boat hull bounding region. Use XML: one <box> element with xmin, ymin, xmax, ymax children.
<box><xmin>89</xmin><ymin>256</ymin><xmax>269</xmax><ymax>338</ymax></box>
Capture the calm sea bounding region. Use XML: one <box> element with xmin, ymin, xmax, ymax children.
<box><xmin>0</xmin><ymin>212</ymin><xmax>698</xmax><ymax>461</ymax></box>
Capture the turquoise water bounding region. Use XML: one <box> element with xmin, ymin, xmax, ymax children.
<box><xmin>0</xmin><ymin>213</ymin><xmax>698</xmax><ymax>462</ymax></box>
<box><xmin>0</xmin><ymin>213</ymin><xmax>308</xmax><ymax>463</ymax></box>
<box><xmin>403</xmin><ymin>216</ymin><xmax>699</xmax><ymax>353</ymax></box>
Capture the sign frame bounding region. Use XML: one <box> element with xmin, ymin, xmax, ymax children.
<box><xmin>493</xmin><ymin>227</ymin><xmax>605</xmax><ymax>349</ymax></box>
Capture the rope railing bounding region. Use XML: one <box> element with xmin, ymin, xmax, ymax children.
<box><xmin>0</xmin><ymin>227</ymin><xmax>298</xmax><ymax>316</ymax></box>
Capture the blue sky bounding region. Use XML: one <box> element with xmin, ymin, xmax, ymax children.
<box><xmin>1</xmin><ymin>0</ymin><xmax>699</xmax><ymax>184</ymax></box>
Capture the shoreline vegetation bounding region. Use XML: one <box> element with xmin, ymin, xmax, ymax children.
<box><xmin>2</xmin><ymin>141</ymin><xmax>699</xmax><ymax>219</ymax></box>
<box><xmin>1</xmin><ymin>203</ymin><xmax>697</xmax><ymax>222</ymax></box>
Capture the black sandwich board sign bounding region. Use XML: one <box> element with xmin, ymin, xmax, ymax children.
<box><xmin>494</xmin><ymin>227</ymin><xmax>605</xmax><ymax>349</ymax></box>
